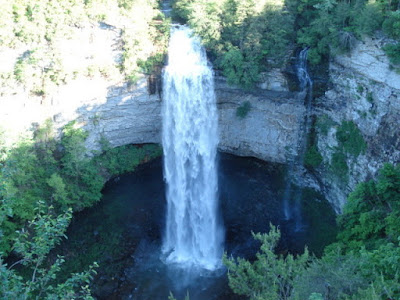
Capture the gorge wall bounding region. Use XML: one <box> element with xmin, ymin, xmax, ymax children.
<box><xmin>1</xmin><ymin>24</ymin><xmax>398</xmax><ymax>212</ymax></box>
<box><xmin>0</xmin><ymin>72</ymin><xmax>304</xmax><ymax>165</ymax></box>
<box><xmin>311</xmin><ymin>37</ymin><xmax>400</xmax><ymax>211</ymax></box>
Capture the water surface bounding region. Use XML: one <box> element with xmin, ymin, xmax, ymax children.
<box><xmin>55</xmin><ymin>154</ymin><xmax>337</xmax><ymax>299</ymax></box>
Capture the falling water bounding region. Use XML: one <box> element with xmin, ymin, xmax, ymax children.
<box><xmin>162</xmin><ymin>26</ymin><xmax>223</xmax><ymax>270</ymax></box>
<box><xmin>297</xmin><ymin>48</ymin><xmax>313</xmax><ymax>93</ymax></box>
<box><xmin>283</xmin><ymin>48</ymin><xmax>313</xmax><ymax>230</ymax></box>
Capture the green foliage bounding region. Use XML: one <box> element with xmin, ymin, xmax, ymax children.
<box><xmin>59</xmin><ymin>122</ymin><xmax>103</xmax><ymax>210</ymax></box>
<box><xmin>367</xmin><ymin>91</ymin><xmax>374</xmax><ymax>103</ymax></box>
<box><xmin>0</xmin><ymin>128</ymin><xmax>7</xmax><ymax>162</ymax></box>
<box><xmin>0</xmin><ymin>118</ymin><xmax>162</xmax><ymax>297</ymax></box>
<box><xmin>308</xmin><ymin>293</ymin><xmax>323</xmax><ymax>300</ymax></box>
<box><xmin>94</xmin><ymin>143</ymin><xmax>162</xmax><ymax>177</ymax></box>
<box><xmin>296</xmin><ymin>0</ymin><xmax>397</xmax><ymax>65</ymax></box>
<box><xmin>383</xmin><ymin>10</ymin><xmax>400</xmax><ymax>40</ymax></box>
<box><xmin>137</xmin><ymin>53</ymin><xmax>165</xmax><ymax>75</ymax></box>
<box><xmin>354</xmin><ymin>3</ymin><xmax>384</xmax><ymax>36</ymax></box>
<box><xmin>337</xmin><ymin>164</ymin><xmax>400</xmax><ymax>250</ymax></box>
<box><xmin>119</xmin><ymin>2</ymin><xmax>170</xmax><ymax>83</ymax></box>
<box><xmin>316</xmin><ymin>114</ymin><xmax>336</xmax><ymax>136</ymax></box>
<box><xmin>329</xmin><ymin>121</ymin><xmax>366</xmax><ymax>182</ymax></box>
<box><xmin>0</xmin><ymin>204</ymin><xmax>97</xmax><ymax>299</ymax></box>
<box><xmin>226</xmin><ymin>163</ymin><xmax>400</xmax><ymax>300</ymax></box>
<box><xmin>187</xmin><ymin>0</ymin><xmax>223</xmax><ymax>48</ymax></box>
<box><xmin>236</xmin><ymin>101</ymin><xmax>251</xmax><ymax>119</ymax></box>
<box><xmin>0</xmin><ymin>119</ymin><xmax>162</xmax><ymax>254</ymax></box>
<box><xmin>304</xmin><ymin>145</ymin><xmax>323</xmax><ymax>168</ymax></box>
<box><xmin>173</xmin><ymin>0</ymin><xmax>294</xmax><ymax>88</ymax></box>
<box><xmin>1</xmin><ymin>0</ymin><xmax>169</xmax><ymax>95</ymax></box>
<box><xmin>224</xmin><ymin>224</ymin><xmax>310</xmax><ymax>300</ymax></box>
<box><xmin>14</xmin><ymin>202</ymin><xmax>72</xmax><ymax>263</ymax></box>
<box><xmin>336</xmin><ymin>121</ymin><xmax>366</xmax><ymax>157</ymax></box>
<box><xmin>220</xmin><ymin>47</ymin><xmax>259</xmax><ymax>88</ymax></box>
<box><xmin>383</xmin><ymin>43</ymin><xmax>400</xmax><ymax>65</ymax></box>
<box><xmin>168</xmin><ymin>291</ymin><xmax>190</xmax><ymax>300</ymax></box>
<box><xmin>293</xmin><ymin>249</ymin><xmax>370</xmax><ymax>300</ymax></box>
<box><xmin>321</xmin><ymin>164</ymin><xmax>400</xmax><ymax>299</ymax></box>
<box><xmin>330</xmin><ymin>150</ymin><xmax>348</xmax><ymax>181</ymax></box>
<box><xmin>47</xmin><ymin>173</ymin><xmax>68</xmax><ymax>207</ymax></box>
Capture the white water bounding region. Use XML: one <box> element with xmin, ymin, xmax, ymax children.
<box><xmin>162</xmin><ymin>26</ymin><xmax>223</xmax><ymax>270</ymax></box>
<box><xmin>283</xmin><ymin>48</ymin><xmax>313</xmax><ymax>228</ymax></box>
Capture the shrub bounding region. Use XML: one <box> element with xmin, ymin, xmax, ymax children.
<box><xmin>304</xmin><ymin>144</ymin><xmax>323</xmax><ymax>168</ymax></box>
<box><xmin>330</xmin><ymin>150</ymin><xmax>348</xmax><ymax>181</ymax></box>
<box><xmin>224</xmin><ymin>225</ymin><xmax>310</xmax><ymax>300</ymax></box>
<box><xmin>0</xmin><ymin>119</ymin><xmax>162</xmax><ymax>253</ymax></box>
<box><xmin>336</xmin><ymin>121</ymin><xmax>366</xmax><ymax>157</ymax></box>
<box><xmin>316</xmin><ymin>115</ymin><xmax>336</xmax><ymax>136</ymax></box>
<box><xmin>383</xmin><ymin>10</ymin><xmax>400</xmax><ymax>40</ymax></box>
<box><xmin>383</xmin><ymin>43</ymin><xmax>400</xmax><ymax>65</ymax></box>
<box><xmin>236</xmin><ymin>101</ymin><xmax>251</xmax><ymax>118</ymax></box>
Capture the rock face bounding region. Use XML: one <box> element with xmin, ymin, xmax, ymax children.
<box><xmin>216</xmin><ymin>77</ymin><xmax>304</xmax><ymax>164</ymax></box>
<box><xmin>0</xmin><ymin>20</ymin><xmax>303</xmax><ymax>164</ymax></box>
<box><xmin>76</xmin><ymin>80</ymin><xmax>162</xmax><ymax>151</ymax></box>
<box><xmin>1</xmin><ymin>28</ymin><xmax>398</xmax><ymax>213</ymax></box>
<box><xmin>257</xmin><ymin>69</ymin><xmax>289</xmax><ymax>92</ymax></box>
<box><xmin>0</xmin><ymin>21</ymin><xmax>161</xmax><ymax>152</ymax></box>
<box><xmin>0</xmin><ymin>76</ymin><xmax>161</xmax><ymax>152</ymax></box>
<box><xmin>312</xmin><ymin>37</ymin><xmax>400</xmax><ymax>211</ymax></box>
<box><xmin>0</xmin><ymin>75</ymin><xmax>304</xmax><ymax>164</ymax></box>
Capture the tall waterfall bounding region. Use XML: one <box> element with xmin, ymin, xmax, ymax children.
<box><xmin>162</xmin><ymin>26</ymin><xmax>223</xmax><ymax>270</ymax></box>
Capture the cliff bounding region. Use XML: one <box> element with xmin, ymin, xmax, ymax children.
<box><xmin>313</xmin><ymin>37</ymin><xmax>400</xmax><ymax>211</ymax></box>
<box><xmin>0</xmin><ymin>75</ymin><xmax>303</xmax><ymax>164</ymax></box>
<box><xmin>1</xmin><ymin>26</ymin><xmax>399</xmax><ymax>212</ymax></box>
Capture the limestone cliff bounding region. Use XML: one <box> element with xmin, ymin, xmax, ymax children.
<box><xmin>0</xmin><ymin>21</ymin><xmax>304</xmax><ymax>163</ymax></box>
<box><xmin>313</xmin><ymin>37</ymin><xmax>400</xmax><ymax>211</ymax></box>
<box><xmin>216</xmin><ymin>77</ymin><xmax>304</xmax><ymax>164</ymax></box>
<box><xmin>0</xmin><ymin>74</ymin><xmax>303</xmax><ymax>164</ymax></box>
<box><xmin>1</xmin><ymin>25</ymin><xmax>398</xmax><ymax>212</ymax></box>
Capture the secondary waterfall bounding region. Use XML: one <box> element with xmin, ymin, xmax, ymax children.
<box><xmin>283</xmin><ymin>48</ymin><xmax>313</xmax><ymax>229</ymax></box>
<box><xmin>162</xmin><ymin>26</ymin><xmax>223</xmax><ymax>270</ymax></box>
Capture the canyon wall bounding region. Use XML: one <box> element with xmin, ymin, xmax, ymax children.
<box><xmin>0</xmin><ymin>75</ymin><xmax>304</xmax><ymax>164</ymax></box>
<box><xmin>312</xmin><ymin>37</ymin><xmax>400</xmax><ymax>211</ymax></box>
<box><xmin>216</xmin><ymin>77</ymin><xmax>304</xmax><ymax>164</ymax></box>
<box><xmin>1</xmin><ymin>24</ymin><xmax>399</xmax><ymax>211</ymax></box>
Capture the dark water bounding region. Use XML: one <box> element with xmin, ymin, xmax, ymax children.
<box><xmin>55</xmin><ymin>153</ymin><xmax>337</xmax><ymax>300</ymax></box>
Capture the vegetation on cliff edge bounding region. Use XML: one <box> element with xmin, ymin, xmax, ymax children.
<box><xmin>0</xmin><ymin>120</ymin><xmax>161</xmax><ymax>298</ymax></box>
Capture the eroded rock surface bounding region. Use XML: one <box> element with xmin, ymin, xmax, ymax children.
<box><xmin>313</xmin><ymin>37</ymin><xmax>400</xmax><ymax>210</ymax></box>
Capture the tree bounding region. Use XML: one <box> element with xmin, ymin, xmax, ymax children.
<box><xmin>223</xmin><ymin>225</ymin><xmax>310</xmax><ymax>300</ymax></box>
<box><xmin>0</xmin><ymin>202</ymin><xmax>97</xmax><ymax>299</ymax></box>
<box><xmin>337</xmin><ymin>164</ymin><xmax>400</xmax><ymax>250</ymax></box>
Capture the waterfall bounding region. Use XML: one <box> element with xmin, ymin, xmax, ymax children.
<box><xmin>162</xmin><ymin>26</ymin><xmax>223</xmax><ymax>270</ymax></box>
<box><xmin>283</xmin><ymin>48</ymin><xmax>313</xmax><ymax>229</ymax></box>
<box><xmin>297</xmin><ymin>48</ymin><xmax>313</xmax><ymax>93</ymax></box>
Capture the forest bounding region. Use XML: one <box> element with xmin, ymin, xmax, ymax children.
<box><xmin>171</xmin><ymin>0</ymin><xmax>400</xmax><ymax>87</ymax></box>
<box><xmin>0</xmin><ymin>0</ymin><xmax>399</xmax><ymax>299</ymax></box>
